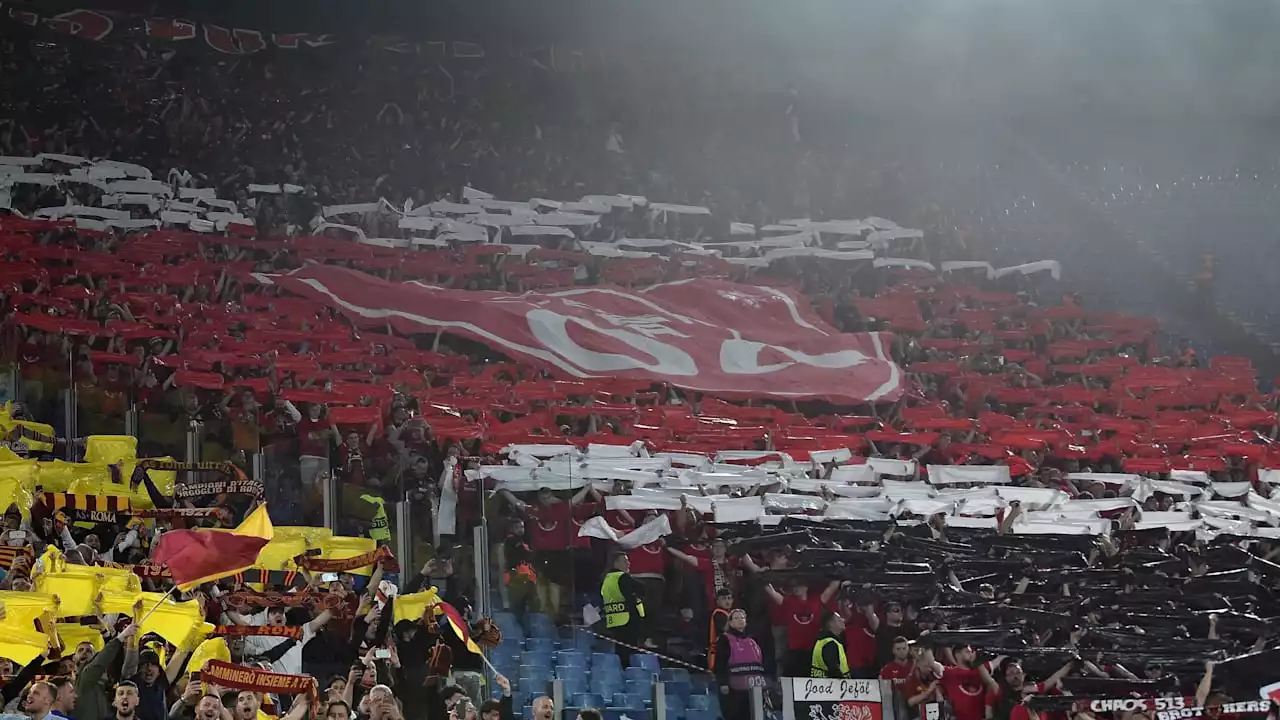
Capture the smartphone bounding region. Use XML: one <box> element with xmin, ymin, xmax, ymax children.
<box><xmin>321</xmin><ymin>573</ymin><xmax>340</xmax><ymax>583</ymax></box>
<box><xmin>191</xmin><ymin>671</ymin><xmax>202</xmax><ymax>682</ymax></box>
<box><xmin>453</xmin><ymin>698</ymin><xmax>472</xmax><ymax>718</ymax></box>
<box><xmin>374</xmin><ymin>648</ymin><xmax>391</xmax><ymax>660</ymax></box>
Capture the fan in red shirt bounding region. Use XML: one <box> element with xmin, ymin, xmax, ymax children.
<box><xmin>900</xmin><ymin>649</ymin><xmax>947</xmax><ymax>720</ymax></box>
<box><xmin>1195</xmin><ymin>661</ymin><xmax>1250</xmax><ymax>720</ymax></box>
<box><xmin>667</xmin><ymin>537</ymin><xmax>740</xmax><ymax>607</ymax></box>
<box><xmin>939</xmin><ymin>645</ymin><xmax>999</xmax><ymax>720</ymax></box>
<box><xmin>986</xmin><ymin>658</ymin><xmax>1076</xmax><ymax>720</ymax></box>
<box><xmin>878</xmin><ymin>636</ymin><xmax>916</xmax><ymax>688</ymax></box>
<box><xmin>763</xmin><ymin>579</ymin><xmax>840</xmax><ymax>677</ymax></box>
<box><xmin>502</xmin><ymin>484</ymin><xmax>593</xmax><ymax>622</ymax></box>
<box><xmin>841</xmin><ymin>594</ymin><xmax>879</xmax><ymax>678</ymax></box>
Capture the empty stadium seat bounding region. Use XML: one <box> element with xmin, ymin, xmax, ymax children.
<box><xmin>527</xmin><ymin>637</ymin><xmax>557</xmax><ymax>653</ymax></box>
<box><xmin>573</xmin><ymin>693</ymin><xmax>606</xmax><ymax>709</ymax></box>
<box><xmin>594</xmin><ymin>652</ymin><xmax>623</xmax><ymax>671</ymax></box>
<box><xmin>609</xmin><ymin>692</ymin><xmax>646</xmax><ymax>710</ymax></box>
<box><xmin>625</xmin><ymin>679</ymin><xmax>652</xmax><ymax>699</ymax></box>
<box><xmin>687</xmin><ymin>694</ymin><xmax>713</xmax><ymax>711</ymax></box>
<box><xmin>625</xmin><ymin>666</ymin><xmax>656</xmax><ymax>683</ymax></box>
<box><xmin>665</xmin><ymin>681</ymin><xmax>692</xmax><ymax>699</ymax></box>
<box><xmin>630</xmin><ymin>654</ymin><xmax>660</xmax><ymax>673</ymax></box>
<box><xmin>525</xmin><ymin>613</ymin><xmax>557</xmax><ymax>637</ymax></box>
<box><xmin>658</xmin><ymin>668</ymin><xmax>689</xmax><ymax>684</ymax></box>
<box><xmin>605</xmin><ymin>710</ymin><xmax>652</xmax><ymax>720</ymax></box>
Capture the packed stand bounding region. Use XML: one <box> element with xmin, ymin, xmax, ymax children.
<box><xmin>4</xmin><ymin>143</ymin><xmax>1280</xmax><ymax>720</ymax></box>
<box><xmin>1</xmin><ymin>22</ymin><xmax>1280</xmax><ymax>720</ymax></box>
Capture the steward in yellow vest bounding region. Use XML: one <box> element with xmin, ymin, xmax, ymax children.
<box><xmin>810</xmin><ymin>611</ymin><xmax>851</xmax><ymax>679</ymax></box>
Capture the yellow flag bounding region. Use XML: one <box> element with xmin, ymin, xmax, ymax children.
<box><xmin>137</xmin><ymin>594</ymin><xmax>205</xmax><ymax>649</ymax></box>
<box><xmin>35</xmin><ymin>545</ymin><xmax>65</xmax><ymax>576</ymax></box>
<box><xmin>97</xmin><ymin>588</ymin><xmax>143</xmax><ymax>617</ymax></box>
<box><xmin>12</xmin><ymin>421</ymin><xmax>54</xmax><ymax>453</ymax></box>
<box><xmin>34</xmin><ymin>573</ymin><xmax>103</xmax><ymax>617</ymax></box>
<box><xmin>83</xmin><ymin>435</ymin><xmax>138</xmax><ymax>465</ymax></box>
<box><xmin>392</xmin><ymin>588</ymin><xmax>440</xmax><ymax>624</ymax></box>
<box><xmin>188</xmin><ymin>637</ymin><xmax>231</xmax><ymax>678</ymax></box>
<box><xmin>56</xmin><ymin>623</ymin><xmax>104</xmax><ymax>653</ymax></box>
<box><xmin>253</xmin><ymin>536</ymin><xmax>309</xmax><ymax>571</ymax></box>
<box><xmin>320</xmin><ymin>536</ymin><xmax>378</xmax><ymax>576</ymax></box>
<box><xmin>0</xmin><ymin>621</ymin><xmax>50</xmax><ymax>665</ymax></box>
<box><xmin>0</xmin><ymin>591</ymin><xmax>59</xmax><ymax>626</ymax></box>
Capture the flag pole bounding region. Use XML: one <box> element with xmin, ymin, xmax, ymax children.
<box><xmin>135</xmin><ymin>585</ymin><xmax>177</xmax><ymax>625</ymax></box>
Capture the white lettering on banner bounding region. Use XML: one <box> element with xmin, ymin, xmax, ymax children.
<box><xmin>1153</xmin><ymin>701</ymin><xmax>1272</xmax><ymax>720</ymax></box>
<box><xmin>526</xmin><ymin>308</ymin><xmax>698</xmax><ymax>375</ymax></box>
<box><xmin>1091</xmin><ymin>699</ymin><xmax>1187</xmax><ymax>713</ymax></box>
<box><xmin>793</xmin><ymin>678</ymin><xmax>881</xmax><ymax>702</ymax></box>
<box><xmin>721</xmin><ymin>336</ymin><xmax>869</xmax><ymax>375</ymax></box>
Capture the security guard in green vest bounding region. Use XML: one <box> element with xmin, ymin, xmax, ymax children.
<box><xmin>601</xmin><ymin>552</ymin><xmax>646</xmax><ymax>667</ymax></box>
<box><xmin>810</xmin><ymin>611</ymin><xmax>851</xmax><ymax>679</ymax></box>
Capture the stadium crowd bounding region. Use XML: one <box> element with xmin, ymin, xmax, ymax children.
<box><xmin>1</xmin><ymin>12</ymin><xmax>1280</xmax><ymax>720</ymax></box>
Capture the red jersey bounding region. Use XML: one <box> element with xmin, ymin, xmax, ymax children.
<box><xmin>939</xmin><ymin>666</ymin><xmax>987</xmax><ymax>720</ymax></box>
<box><xmin>844</xmin><ymin>612</ymin><xmax>878</xmax><ymax>671</ymax></box>
<box><xmin>987</xmin><ymin>683</ymin><xmax>1048</xmax><ymax>720</ymax></box>
<box><xmin>694</xmin><ymin>555</ymin><xmax>739</xmax><ymax>605</ymax></box>
<box><xmin>526</xmin><ymin>501</ymin><xmax>573</xmax><ymax>550</ymax></box>
<box><xmin>627</xmin><ymin>541</ymin><xmax>666</xmax><ymax>577</ymax></box>
<box><xmin>901</xmin><ymin>673</ymin><xmax>941</xmax><ymax>718</ymax></box>
<box><xmin>569</xmin><ymin>502</ymin><xmax>599</xmax><ymax>549</ymax></box>
<box><xmin>880</xmin><ymin>660</ymin><xmax>915</xmax><ymax>687</ymax></box>
<box><xmin>781</xmin><ymin>593</ymin><xmax>824</xmax><ymax>651</ymax></box>
<box><xmin>296</xmin><ymin>417</ymin><xmax>334</xmax><ymax>458</ymax></box>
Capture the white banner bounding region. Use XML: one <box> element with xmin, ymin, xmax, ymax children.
<box><xmin>577</xmin><ymin>514</ymin><xmax>672</xmax><ymax>549</ymax></box>
<box><xmin>927</xmin><ymin>465</ymin><xmax>1012</xmax><ymax>486</ymax></box>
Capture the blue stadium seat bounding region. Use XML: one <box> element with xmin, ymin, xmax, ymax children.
<box><xmin>573</xmin><ymin>629</ymin><xmax>596</xmax><ymax>652</ymax></box>
<box><xmin>526</xmin><ymin>637</ymin><xmax>557</xmax><ymax>653</ymax></box>
<box><xmin>664</xmin><ymin>694</ymin><xmax>686</xmax><ymax>714</ymax></box>
<box><xmin>520</xmin><ymin>661</ymin><xmax>552</xmax><ymax>678</ymax></box>
<box><xmin>624</xmin><ymin>666</ymin><xmax>655</xmax><ymax>681</ymax></box>
<box><xmin>685</xmin><ymin>710</ymin><xmax>716</xmax><ymax>720</ymax></box>
<box><xmin>687</xmin><ymin>694</ymin><xmax>713</xmax><ymax>711</ymax></box>
<box><xmin>630</xmin><ymin>654</ymin><xmax>660</xmax><ymax>673</ymax></box>
<box><xmin>591</xmin><ymin>678</ymin><xmax>623</xmax><ymax>698</ymax></box>
<box><xmin>665</xmin><ymin>681</ymin><xmax>692</xmax><ymax>699</ymax></box>
<box><xmin>520</xmin><ymin>677</ymin><xmax>550</xmax><ymax>695</ymax></box>
<box><xmin>618</xmin><ymin>693</ymin><xmax>649</xmax><ymax>710</ymax></box>
<box><xmin>574</xmin><ymin>694</ymin><xmax>606</xmax><ymax>709</ymax></box>
<box><xmin>525</xmin><ymin>613</ymin><xmax>556</xmax><ymax>636</ymax></box>
<box><xmin>557</xmin><ymin>649</ymin><xmax>587</xmax><ymax>666</ymax></box>
<box><xmin>594</xmin><ymin>652</ymin><xmax>623</xmax><ymax>671</ymax></box>
<box><xmin>562</xmin><ymin>676</ymin><xmax>589</xmax><ymax>696</ymax></box>
<box><xmin>625</xmin><ymin>679</ymin><xmax>652</xmax><ymax>699</ymax></box>
<box><xmin>556</xmin><ymin>664</ymin><xmax>584</xmax><ymax>679</ymax></box>
<box><xmin>659</xmin><ymin>668</ymin><xmax>690</xmax><ymax>684</ymax></box>
<box><xmin>562</xmin><ymin>708</ymin><xmax>582</xmax><ymax>720</ymax></box>
<box><xmin>605</xmin><ymin>711</ymin><xmax>652</xmax><ymax>720</ymax></box>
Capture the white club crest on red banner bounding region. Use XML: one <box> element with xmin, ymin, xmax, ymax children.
<box><xmin>280</xmin><ymin>265</ymin><xmax>904</xmax><ymax>403</ymax></box>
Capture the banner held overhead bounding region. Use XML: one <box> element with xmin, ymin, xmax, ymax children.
<box><xmin>278</xmin><ymin>265</ymin><xmax>904</xmax><ymax>403</ymax></box>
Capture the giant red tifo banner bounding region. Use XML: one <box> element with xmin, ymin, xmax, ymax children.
<box><xmin>278</xmin><ymin>265</ymin><xmax>905</xmax><ymax>403</ymax></box>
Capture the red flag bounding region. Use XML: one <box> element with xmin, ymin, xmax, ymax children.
<box><xmin>151</xmin><ymin>506</ymin><xmax>273</xmax><ymax>589</ymax></box>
